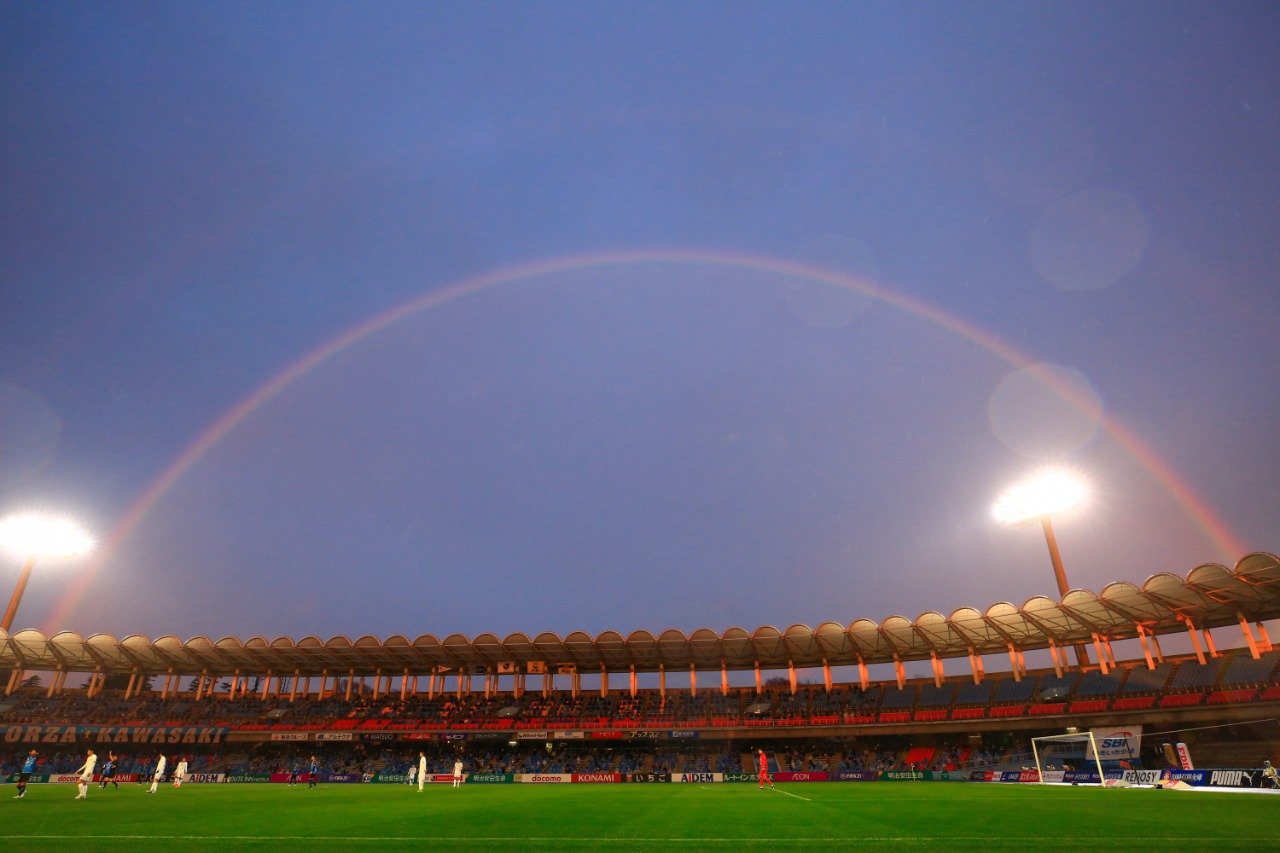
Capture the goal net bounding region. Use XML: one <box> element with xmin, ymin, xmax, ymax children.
<box><xmin>1031</xmin><ymin>732</ymin><xmax>1105</xmax><ymax>783</ymax></box>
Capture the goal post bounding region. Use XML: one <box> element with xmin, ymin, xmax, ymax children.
<box><xmin>1031</xmin><ymin>732</ymin><xmax>1105</xmax><ymax>784</ymax></box>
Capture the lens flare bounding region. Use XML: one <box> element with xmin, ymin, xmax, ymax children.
<box><xmin>992</xmin><ymin>471</ymin><xmax>1088</xmax><ymax>525</ymax></box>
<box><xmin>0</xmin><ymin>513</ymin><xmax>95</xmax><ymax>559</ymax></box>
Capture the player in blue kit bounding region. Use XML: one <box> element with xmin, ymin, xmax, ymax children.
<box><xmin>14</xmin><ymin>750</ymin><xmax>38</xmax><ymax>799</ymax></box>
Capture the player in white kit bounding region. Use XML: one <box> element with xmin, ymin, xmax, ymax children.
<box><xmin>73</xmin><ymin>749</ymin><xmax>97</xmax><ymax>800</ymax></box>
<box><xmin>148</xmin><ymin>754</ymin><xmax>167</xmax><ymax>793</ymax></box>
<box><xmin>172</xmin><ymin>757</ymin><xmax>189</xmax><ymax>787</ymax></box>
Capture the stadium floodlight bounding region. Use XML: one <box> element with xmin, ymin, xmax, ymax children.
<box><xmin>993</xmin><ymin>470</ymin><xmax>1090</xmax><ymax>665</ymax></box>
<box><xmin>992</xmin><ymin>470</ymin><xmax>1087</xmax><ymax>526</ymax></box>
<box><xmin>0</xmin><ymin>512</ymin><xmax>94</xmax><ymax>632</ymax></box>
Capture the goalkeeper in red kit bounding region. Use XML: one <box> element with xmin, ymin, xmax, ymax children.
<box><xmin>757</xmin><ymin>749</ymin><xmax>774</xmax><ymax>790</ymax></box>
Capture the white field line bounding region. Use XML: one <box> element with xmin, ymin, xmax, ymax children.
<box><xmin>771</xmin><ymin>786</ymin><xmax>811</xmax><ymax>801</ymax></box>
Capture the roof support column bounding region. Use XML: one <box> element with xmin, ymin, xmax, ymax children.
<box><xmin>160</xmin><ymin>671</ymin><xmax>172</xmax><ymax>699</ymax></box>
<box><xmin>1136</xmin><ymin>626</ymin><xmax>1155</xmax><ymax>670</ymax></box>
<box><xmin>858</xmin><ymin>658</ymin><xmax>869</xmax><ymax>691</ymax></box>
<box><xmin>401</xmin><ymin>668</ymin><xmax>409</xmax><ymax>701</ymax></box>
<box><xmin>1150</xmin><ymin>632</ymin><xmax>1165</xmax><ymax>662</ymax></box>
<box><xmin>1256</xmin><ymin>621</ymin><xmax>1274</xmax><ymax>653</ymax></box>
<box><xmin>967</xmin><ymin>649</ymin><xmax>983</xmax><ymax>685</ymax></box>
<box><xmin>195</xmin><ymin>669</ymin><xmax>207</xmax><ymax>701</ymax></box>
<box><xmin>1048</xmin><ymin>641</ymin><xmax>1064</xmax><ymax>679</ymax></box>
<box><xmin>659</xmin><ymin>665</ymin><xmax>666</xmax><ymax>701</ymax></box>
<box><xmin>290</xmin><ymin>671</ymin><xmax>300</xmax><ymax>702</ymax></box>
<box><xmin>754</xmin><ymin>662</ymin><xmax>762</xmax><ymax>695</ymax></box>
<box><xmin>1091</xmin><ymin>636</ymin><xmax>1109</xmax><ymax>674</ymax></box>
<box><xmin>788</xmin><ymin>661</ymin><xmax>796</xmax><ymax>696</ymax></box>
<box><xmin>1007</xmin><ymin>644</ymin><xmax>1022</xmax><ymax>682</ymax></box>
<box><xmin>1203</xmin><ymin>626</ymin><xmax>1219</xmax><ymax>658</ymax></box>
<box><xmin>1185</xmin><ymin>620</ymin><xmax>1207</xmax><ymax>665</ymax></box>
<box><xmin>822</xmin><ymin>658</ymin><xmax>832</xmax><ymax>692</ymax></box>
<box><xmin>124</xmin><ymin>671</ymin><xmax>137</xmax><ymax>700</ymax></box>
<box><xmin>600</xmin><ymin>665</ymin><xmax>608</xmax><ymax>698</ymax></box>
<box><xmin>571</xmin><ymin>670</ymin><xmax>580</xmax><ymax>699</ymax></box>
<box><xmin>345</xmin><ymin>669</ymin><xmax>354</xmax><ymax>702</ymax></box>
<box><xmin>1239</xmin><ymin>612</ymin><xmax>1261</xmax><ymax>659</ymax></box>
<box><xmin>4</xmin><ymin>667</ymin><xmax>20</xmax><ymax>696</ymax></box>
<box><xmin>372</xmin><ymin>669</ymin><xmax>382</xmax><ymax>701</ymax></box>
<box><xmin>262</xmin><ymin>671</ymin><xmax>273</xmax><ymax>701</ymax></box>
<box><xmin>893</xmin><ymin>655</ymin><xmax>905</xmax><ymax>690</ymax></box>
<box><xmin>48</xmin><ymin>666</ymin><xmax>63</xmax><ymax>699</ymax></box>
<box><xmin>720</xmin><ymin>662</ymin><xmax>728</xmax><ymax>697</ymax></box>
<box><xmin>629</xmin><ymin>665</ymin><xmax>636</xmax><ymax>699</ymax></box>
<box><xmin>542</xmin><ymin>671</ymin><xmax>550</xmax><ymax>698</ymax></box>
<box><xmin>690</xmin><ymin>665</ymin><xmax>697</xmax><ymax>697</ymax></box>
<box><xmin>930</xmin><ymin>653</ymin><xmax>944</xmax><ymax>688</ymax></box>
<box><xmin>55</xmin><ymin>669</ymin><xmax>68</xmax><ymax>695</ymax></box>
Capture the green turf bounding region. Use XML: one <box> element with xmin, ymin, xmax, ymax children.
<box><xmin>1</xmin><ymin>782</ymin><xmax>1273</xmax><ymax>852</ymax></box>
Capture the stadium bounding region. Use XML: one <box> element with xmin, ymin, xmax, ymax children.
<box><xmin>3</xmin><ymin>550</ymin><xmax>1279</xmax><ymax>849</ymax></box>
<box><xmin>5</xmin><ymin>3</ymin><xmax>1280</xmax><ymax>851</ymax></box>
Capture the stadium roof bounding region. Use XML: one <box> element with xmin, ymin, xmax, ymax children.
<box><xmin>3</xmin><ymin>553</ymin><xmax>1278</xmax><ymax>679</ymax></box>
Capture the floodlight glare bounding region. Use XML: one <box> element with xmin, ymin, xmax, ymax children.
<box><xmin>992</xmin><ymin>471</ymin><xmax>1086</xmax><ymax>525</ymax></box>
<box><xmin>991</xmin><ymin>469</ymin><xmax>1092</xmax><ymax>667</ymax></box>
<box><xmin>0</xmin><ymin>513</ymin><xmax>95</xmax><ymax>559</ymax></box>
<box><xmin>0</xmin><ymin>511</ymin><xmax>94</xmax><ymax>633</ymax></box>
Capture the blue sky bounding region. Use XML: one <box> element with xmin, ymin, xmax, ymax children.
<box><xmin>1</xmin><ymin>1</ymin><xmax>1277</xmax><ymax>654</ymax></box>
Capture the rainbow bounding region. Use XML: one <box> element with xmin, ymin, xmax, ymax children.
<box><xmin>45</xmin><ymin>248</ymin><xmax>1246</xmax><ymax>631</ymax></box>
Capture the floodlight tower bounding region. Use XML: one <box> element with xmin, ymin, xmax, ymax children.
<box><xmin>993</xmin><ymin>471</ymin><xmax>1091</xmax><ymax>666</ymax></box>
<box><xmin>0</xmin><ymin>513</ymin><xmax>94</xmax><ymax>632</ymax></box>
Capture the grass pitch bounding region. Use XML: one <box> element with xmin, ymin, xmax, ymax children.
<box><xmin>2</xmin><ymin>781</ymin><xmax>1272</xmax><ymax>852</ymax></box>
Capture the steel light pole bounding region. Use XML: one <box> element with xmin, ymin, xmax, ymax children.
<box><xmin>993</xmin><ymin>471</ymin><xmax>1091</xmax><ymax>666</ymax></box>
<box><xmin>0</xmin><ymin>513</ymin><xmax>94</xmax><ymax>632</ymax></box>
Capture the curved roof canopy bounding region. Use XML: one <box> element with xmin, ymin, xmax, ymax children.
<box><xmin>3</xmin><ymin>553</ymin><xmax>1277</xmax><ymax>679</ymax></box>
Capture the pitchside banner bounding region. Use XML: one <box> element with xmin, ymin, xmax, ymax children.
<box><xmin>521</xmin><ymin>773</ymin><xmax>570</xmax><ymax>783</ymax></box>
<box><xmin>1</xmin><ymin>724</ymin><xmax>230</xmax><ymax>745</ymax></box>
<box><xmin>774</xmin><ymin>772</ymin><xmax>827</xmax><ymax>782</ymax></box>
<box><xmin>829</xmin><ymin>771</ymin><xmax>878</xmax><ymax>782</ymax></box>
<box><xmin>467</xmin><ymin>773</ymin><xmax>515</xmax><ymax>784</ymax></box>
<box><xmin>1087</xmin><ymin>725</ymin><xmax>1142</xmax><ymax>762</ymax></box>
<box><xmin>675</xmin><ymin>772</ymin><xmax>720</xmax><ymax>783</ymax></box>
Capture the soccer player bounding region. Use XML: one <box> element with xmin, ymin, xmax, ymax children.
<box><xmin>288</xmin><ymin>761</ymin><xmax>300</xmax><ymax>787</ymax></box>
<box><xmin>73</xmin><ymin>748</ymin><xmax>97</xmax><ymax>800</ymax></box>
<box><xmin>99</xmin><ymin>751</ymin><xmax>119</xmax><ymax>790</ymax></box>
<box><xmin>452</xmin><ymin>756</ymin><xmax>463</xmax><ymax>788</ymax></box>
<box><xmin>417</xmin><ymin>752</ymin><xmax>427</xmax><ymax>792</ymax></box>
<box><xmin>307</xmin><ymin>755</ymin><xmax>319</xmax><ymax>789</ymax></box>
<box><xmin>1264</xmin><ymin>759</ymin><xmax>1279</xmax><ymax>789</ymax></box>
<box><xmin>757</xmin><ymin>749</ymin><xmax>774</xmax><ymax>790</ymax></box>
<box><xmin>14</xmin><ymin>749</ymin><xmax>37</xmax><ymax>799</ymax></box>
<box><xmin>172</xmin><ymin>756</ymin><xmax>189</xmax><ymax>788</ymax></box>
<box><xmin>407</xmin><ymin>762</ymin><xmax>416</xmax><ymax>788</ymax></box>
<box><xmin>148</xmin><ymin>753</ymin><xmax>167</xmax><ymax>793</ymax></box>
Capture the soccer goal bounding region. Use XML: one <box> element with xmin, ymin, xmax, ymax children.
<box><xmin>1031</xmin><ymin>732</ymin><xmax>1106</xmax><ymax>784</ymax></box>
